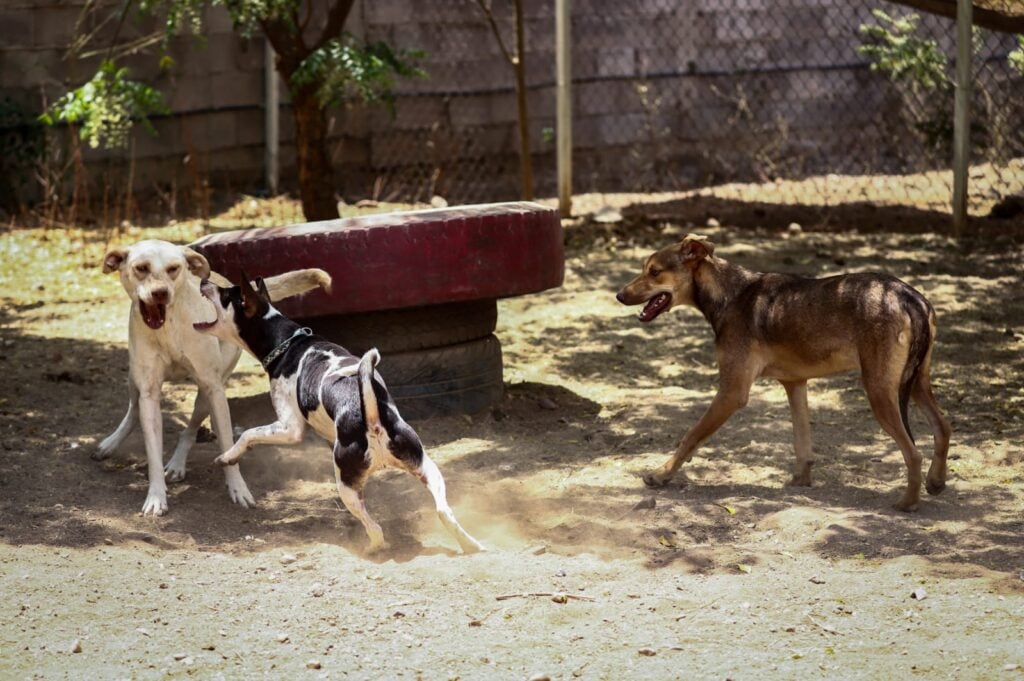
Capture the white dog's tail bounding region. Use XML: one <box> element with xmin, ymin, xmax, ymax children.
<box><xmin>359</xmin><ymin>348</ymin><xmax>382</xmax><ymax>434</ymax></box>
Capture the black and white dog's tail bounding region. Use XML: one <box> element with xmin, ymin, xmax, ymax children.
<box><xmin>359</xmin><ymin>348</ymin><xmax>382</xmax><ymax>434</ymax></box>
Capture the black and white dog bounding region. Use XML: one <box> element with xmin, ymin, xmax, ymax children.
<box><xmin>193</xmin><ymin>273</ymin><xmax>484</xmax><ymax>554</ymax></box>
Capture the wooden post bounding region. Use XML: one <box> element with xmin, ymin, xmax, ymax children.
<box><xmin>951</xmin><ymin>0</ymin><xmax>972</xmax><ymax>237</ymax></box>
<box><xmin>556</xmin><ymin>0</ymin><xmax>572</xmax><ymax>218</ymax></box>
<box><xmin>264</xmin><ymin>37</ymin><xmax>280</xmax><ymax>196</ymax></box>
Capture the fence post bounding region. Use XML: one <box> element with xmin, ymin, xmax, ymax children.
<box><xmin>556</xmin><ymin>0</ymin><xmax>572</xmax><ymax>218</ymax></box>
<box><xmin>265</xmin><ymin>37</ymin><xmax>280</xmax><ymax>196</ymax></box>
<box><xmin>952</xmin><ymin>0</ymin><xmax>972</xmax><ymax>237</ymax></box>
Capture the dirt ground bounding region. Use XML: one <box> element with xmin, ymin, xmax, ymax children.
<box><xmin>1</xmin><ymin>213</ymin><xmax>1023</xmax><ymax>680</ymax></box>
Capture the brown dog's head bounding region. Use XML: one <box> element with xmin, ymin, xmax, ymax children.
<box><xmin>616</xmin><ymin>234</ymin><xmax>715</xmax><ymax>322</ymax></box>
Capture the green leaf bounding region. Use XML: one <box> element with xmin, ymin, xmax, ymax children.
<box><xmin>737</xmin><ymin>563</ymin><xmax>752</xmax><ymax>574</ymax></box>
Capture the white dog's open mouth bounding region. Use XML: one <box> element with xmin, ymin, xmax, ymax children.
<box><xmin>140</xmin><ymin>302</ymin><xmax>167</xmax><ymax>330</ymax></box>
<box><xmin>638</xmin><ymin>292</ymin><xmax>671</xmax><ymax>322</ymax></box>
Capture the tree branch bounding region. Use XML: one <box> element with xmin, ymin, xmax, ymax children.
<box><xmin>312</xmin><ymin>0</ymin><xmax>356</xmax><ymax>53</ymax></box>
<box><xmin>883</xmin><ymin>0</ymin><xmax>1024</xmax><ymax>34</ymax></box>
<box><xmin>476</xmin><ymin>0</ymin><xmax>515</xmax><ymax>66</ymax></box>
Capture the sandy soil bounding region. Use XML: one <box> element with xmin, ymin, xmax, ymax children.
<box><xmin>1</xmin><ymin>217</ymin><xmax>1023</xmax><ymax>680</ymax></box>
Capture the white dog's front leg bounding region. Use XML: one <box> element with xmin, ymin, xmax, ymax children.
<box><xmin>205</xmin><ymin>386</ymin><xmax>255</xmax><ymax>508</ymax></box>
<box><xmin>164</xmin><ymin>390</ymin><xmax>211</xmax><ymax>482</ymax></box>
<box><xmin>94</xmin><ymin>381</ymin><xmax>139</xmax><ymax>460</ymax></box>
<box><xmin>137</xmin><ymin>389</ymin><xmax>168</xmax><ymax>516</ymax></box>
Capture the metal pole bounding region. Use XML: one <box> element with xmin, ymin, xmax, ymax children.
<box><xmin>952</xmin><ymin>0</ymin><xmax>972</xmax><ymax>237</ymax></box>
<box><xmin>556</xmin><ymin>0</ymin><xmax>572</xmax><ymax>217</ymax></box>
<box><xmin>264</xmin><ymin>37</ymin><xmax>280</xmax><ymax>196</ymax></box>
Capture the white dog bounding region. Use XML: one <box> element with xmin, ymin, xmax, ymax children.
<box><xmin>93</xmin><ymin>239</ymin><xmax>329</xmax><ymax>516</ymax></box>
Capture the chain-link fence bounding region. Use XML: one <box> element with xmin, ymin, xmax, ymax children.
<box><xmin>362</xmin><ymin>0</ymin><xmax>1024</xmax><ymax>225</ymax></box>
<box><xmin>3</xmin><ymin>0</ymin><xmax>1022</xmax><ymax>228</ymax></box>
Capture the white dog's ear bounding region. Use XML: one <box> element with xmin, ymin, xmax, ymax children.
<box><xmin>183</xmin><ymin>248</ymin><xmax>211</xmax><ymax>279</ymax></box>
<box><xmin>103</xmin><ymin>248</ymin><xmax>128</xmax><ymax>274</ymax></box>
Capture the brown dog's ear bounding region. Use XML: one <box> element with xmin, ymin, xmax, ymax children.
<box><xmin>238</xmin><ymin>269</ymin><xmax>261</xmax><ymax>318</ymax></box>
<box><xmin>183</xmin><ymin>248</ymin><xmax>211</xmax><ymax>279</ymax></box>
<box><xmin>102</xmin><ymin>248</ymin><xmax>128</xmax><ymax>274</ymax></box>
<box><xmin>679</xmin><ymin>234</ymin><xmax>715</xmax><ymax>264</ymax></box>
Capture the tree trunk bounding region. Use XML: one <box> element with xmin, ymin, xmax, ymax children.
<box><xmin>292</xmin><ymin>86</ymin><xmax>340</xmax><ymax>221</ymax></box>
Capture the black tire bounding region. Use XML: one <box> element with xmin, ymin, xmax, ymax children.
<box><xmin>376</xmin><ymin>335</ymin><xmax>504</xmax><ymax>421</ymax></box>
<box><xmin>300</xmin><ymin>300</ymin><xmax>497</xmax><ymax>355</ymax></box>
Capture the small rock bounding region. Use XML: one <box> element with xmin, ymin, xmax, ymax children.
<box><xmin>173</xmin><ymin>653</ymin><xmax>187</xmax><ymax>661</ymax></box>
<box><xmin>201</xmin><ymin>644</ymin><xmax>215</xmax><ymax>651</ymax></box>
<box><xmin>310</xmin><ymin>583</ymin><xmax>325</xmax><ymax>598</ymax></box>
<box><xmin>276</xmin><ymin>633</ymin><xmax>290</xmax><ymax>643</ymax></box>
<box><xmin>280</xmin><ymin>553</ymin><xmax>298</xmax><ymax>565</ymax></box>
<box><xmin>430</xmin><ymin>195</ymin><xmax>448</xmax><ymax>208</ymax></box>
<box><xmin>137</xmin><ymin>628</ymin><xmax>151</xmax><ymax>637</ymax></box>
<box><xmin>809</xmin><ymin>576</ymin><xmax>825</xmax><ymax>584</ymax></box>
<box><xmin>911</xmin><ymin>587</ymin><xmax>928</xmax><ymax>601</ymax></box>
<box><xmin>527</xmin><ymin>674</ymin><xmax>551</xmax><ymax>681</ymax></box>
<box><xmin>103</xmin><ymin>538</ymin><xmax>113</xmax><ymax>546</ymax></box>
<box><xmin>638</xmin><ymin>648</ymin><xmax>657</xmax><ymax>657</ymax></box>
<box><xmin>632</xmin><ymin>496</ymin><xmax>656</xmax><ymax>511</ymax></box>
<box><xmin>69</xmin><ymin>639</ymin><xmax>82</xmax><ymax>654</ymax></box>
<box><xmin>1004</xmin><ymin>663</ymin><xmax>1020</xmax><ymax>671</ymax></box>
<box><xmin>537</xmin><ymin>397</ymin><xmax>558</xmax><ymax>411</ymax></box>
<box><xmin>787</xmin><ymin>222</ymin><xmax>802</xmax><ymax>236</ymax></box>
<box><xmin>527</xmin><ymin>544</ymin><xmax>548</xmax><ymax>556</ymax></box>
<box><xmin>593</xmin><ymin>206</ymin><xmax>623</xmax><ymax>224</ymax></box>
<box><xmin>706</xmin><ymin>217</ymin><xmax>720</xmax><ymax>228</ymax></box>
<box><xmin>306</xmin><ymin>660</ymin><xmax>322</xmax><ymax>670</ymax></box>
<box><xmin>551</xmin><ymin>593</ymin><xmax>568</xmax><ymax>604</ymax></box>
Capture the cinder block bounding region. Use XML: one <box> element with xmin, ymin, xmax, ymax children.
<box><xmin>0</xmin><ymin>49</ymin><xmax>62</xmax><ymax>90</ymax></box>
<box><xmin>0</xmin><ymin>11</ymin><xmax>34</xmax><ymax>49</ymax></box>
<box><xmin>451</xmin><ymin>93</ymin><xmax>518</xmax><ymax>128</ymax></box>
<box><xmin>210</xmin><ymin>70</ymin><xmax>263</xmax><ymax>109</ymax></box>
<box><xmin>387</xmin><ymin>96</ymin><xmax>447</xmax><ymax>131</ymax></box>
<box><xmin>31</xmin><ymin>6</ymin><xmax>80</xmax><ymax>48</ymax></box>
<box><xmin>167</xmin><ymin>75</ymin><xmax>214</xmax><ymax>113</ymax></box>
<box><xmin>366</xmin><ymin>0</ymin><xmax>413</xmax><ymax>26</ymax></box>
<box><xmin>596</xmin><ymin>47</ymin><xmax>635</xmax><ymax>78</ymax></box>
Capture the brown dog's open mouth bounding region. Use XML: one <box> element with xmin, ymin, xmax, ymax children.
<box><xmin>638</xmin><ymin>292</ymin><xmax>671</xmax><ymax>322</ymax></box>
<box><xmin>140</xmin><ymin>302</ymin><xmax>166</xmax><ymax>330</ymax></box>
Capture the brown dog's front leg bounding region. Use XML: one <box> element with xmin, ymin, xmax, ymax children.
<box><xmin>643</xmin><ymin>386</ymin><xmax>750</xmax><ymax>487</ymax></box>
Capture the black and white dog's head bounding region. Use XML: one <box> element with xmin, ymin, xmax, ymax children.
<box><xmin>194</xmin><ymin>273</ymin><xmax>276</xmax><ymax>356</ymax></box>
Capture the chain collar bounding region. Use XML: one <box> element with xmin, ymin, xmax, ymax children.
<box><xmin>261</xmin><ymin>327</ymin><xmax>312</xmax><ymax>369</ymax></box>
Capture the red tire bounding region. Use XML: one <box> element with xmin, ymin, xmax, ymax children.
<box><xmin>193</xmin><ymin>202</ymin><xmax>564</xmax><ymax>318</ymax></box>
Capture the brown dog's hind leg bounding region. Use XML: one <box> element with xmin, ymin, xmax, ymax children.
<box><xmin>644</xmin><ymin>377</ymin><xmax>752</xmax><ymax>487</ymax></box>
<box><xmin>912</xmin><ymin>354</ymin><xmax>951</xmax><ymax>496</ymax></box>
<box><xmin>782</xmin><ymin>380</ymin><xmax>814</xmax><ymax>487</ymax></box>
<box><xmin>862</xmin><ymin>368</ymin><xmax>923</xmax><ymax>512</ymax></box>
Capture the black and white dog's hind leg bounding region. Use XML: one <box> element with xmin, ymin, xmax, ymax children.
<box><xmin>337</xmin><ymin>350</ymin><xmax>484</xmax><ymax>554</ymax></box>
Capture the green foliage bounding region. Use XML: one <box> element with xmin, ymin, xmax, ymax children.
<box><xmin>292</xmin><ymin>35</ymin><xmax>425</xmax><ymax>112</ymax></box>
<box><xmin>1010</xmin><ymin>36</ymin><xmax>1024</xmax><ymax>75</ymax></box>
<box><xmin>858</xmin><ymin>10</ymin><xmax>949</xmax><ymax>91</ymax></box>
<box><xmin>40</xmin><ymin>61</ymin><xmax>169</xmax><ymax>149</ymax></box>
<box><xmin>217</xmin><ymin>0</ymin><xmax>301</xmax><ymax>36</ymax></box>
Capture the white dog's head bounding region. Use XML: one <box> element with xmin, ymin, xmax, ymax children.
<box><xmin>103</xmin><ymin>240</ymin><xmax>211</xmax><ymax>330</ymax></box>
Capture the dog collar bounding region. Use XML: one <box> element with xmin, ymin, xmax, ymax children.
<box><xmin>261</xmin><ymin>327</ymin><xmax>313</xmax><ymax>369</ymax></box>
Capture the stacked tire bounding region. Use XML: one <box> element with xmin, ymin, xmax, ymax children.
<box><xmin>193</xmin><ymin>202</ymin><xmax>564</xmax><ymax>420</ymax></box>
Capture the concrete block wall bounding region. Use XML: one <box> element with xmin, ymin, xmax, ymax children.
<box><xmin>1</xmin><ymin>0</ymin><xmax>1004</xmax><ymax>209</ymax></box>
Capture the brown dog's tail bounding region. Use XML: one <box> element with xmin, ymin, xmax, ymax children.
<box><xmin>359</xmin><ymin>348</ymin><xmax>382</xmax><ymax>435</ymax></box>
<box><xmin>898</xmin><ymin>295</ymin><xmax>935</xmax><ymax>443</ymax></box>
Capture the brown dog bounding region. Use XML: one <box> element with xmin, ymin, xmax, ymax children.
<box><xmin>616</xmin><ymin>234</ymin><xmax>951</xmax><ymax>511</ymax></box>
